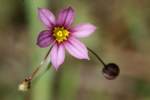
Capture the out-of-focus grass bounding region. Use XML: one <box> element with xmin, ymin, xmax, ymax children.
<box><xmin>122</xmin><ymin>1</ymin><xmax>150</xmax><ymax>52</ymax></box>
<box><xmin>24</xmin><ymin>0</ymin><xmax>54</xmax><ymax>100</ymax></box>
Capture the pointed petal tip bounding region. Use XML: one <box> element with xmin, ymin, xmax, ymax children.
<box><xmin>37</xmin><ymin>8</ymin><xmax>41</xmax><ymax>10</ymax></box>
<box><xmin>86</xmin><ymin>55</ymin><xmax>90</xmax><ymax>60</ymax></box>
<box><xmin>38</xmin><ymin>8</ymin><xmax>47</xmax><ymax>11</ymax></box>
<box><xmin>91</xmin><ymin>24</ymin><xmax>96</xmax><ymax>34</ymax></box>
<box><xmin>86</xmin><ymin>23</ymin><xmax>97</xmax><ymax>31</ymax></box>
<box><xmin>68</xmin><ymin>6</ymin><xmax>72</xmax><ymax>9</ymax></box>
<box><xmin>92</xmin><ymin>24</ymin><xmax>96</xmax><ymax>30</ymax></box>
<box><xmin>67</xmin><ymin>6</ymin><xmax>74</xmax><ymax>11</ymax></box>
<box><xmin>57</xmin><ymin>6</ymin><xmax>75</xmax><ymax>27</ymax></box>
<box><xmin>82</xmin><ymin>54</ymin><xmax>90</xmax><ymax>60</ymax></box>
<box><xmin>52</xmin><ymin>62</ymin><xmax>63</xmax><ymax>71</ymax></box>
<box><xmin>38</xmin><ymin>8</ymin><xmax>56</xmax><ymax>27</ymax></box>
<box><xmin>37</xmin><ymin>8</ymin><xmax>45</xmax><ymax>13</ymax></box>
<box><xmin>53</xmin><ymin>65</ymin><xmax>59</xmax><ymax>71</ymax></box>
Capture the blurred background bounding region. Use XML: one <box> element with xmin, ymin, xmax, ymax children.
<box><xmin>0</xmin><ymin>0</ymin><xmax>150</xmax><ymax>100</ymax></box>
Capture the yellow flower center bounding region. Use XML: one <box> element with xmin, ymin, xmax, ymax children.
<box><xmin>53</xmin><ymin>27</ymin><xmax>70</xmax><ymax>43</ymax></box>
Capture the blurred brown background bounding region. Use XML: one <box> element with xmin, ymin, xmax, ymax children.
<box><xmin>0</xmin><ymin>0</ymin><xmax>150</xmax><ymax>100</ymax></box>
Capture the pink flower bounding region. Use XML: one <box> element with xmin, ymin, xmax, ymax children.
<box><xmin>37</xmin><ymin>7</ymin><xmax>96</xmax><ymax>70</ymax></box>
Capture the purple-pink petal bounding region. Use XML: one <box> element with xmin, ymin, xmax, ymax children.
<box><xmin>37</xmin><ymin>30</ymin><xmax>54</xmax><ymax>48</ymax></box>
<box><xmin>64</xmin><ymin>37</ymin><xmax>89</xmax><ymax>60</ymax></box>
<box><xmin>71</xmin><ymin>23</ymin><xmax>96</xmax><ymax>38</ymax></box>
<box><xmin>57</xmin><ymin>7</ymin><xmax>74</xmax><ymax>27</ymax></box>
<box><xmin>50</xmin><ymin>44</ymin><xmax>65</xmax><ymax>70</ymax></box>
<box><xmin>38</xmin><ymin>8</ymin><xmax>56</xmax><ymax>27</ymax></box>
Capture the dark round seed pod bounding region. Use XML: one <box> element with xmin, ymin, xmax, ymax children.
<box><xmin>102</xmin><ymin>63</ymin><xmax>120</xmax><ymax>80</ymax></box>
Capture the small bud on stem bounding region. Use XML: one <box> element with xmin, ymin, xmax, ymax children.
<box><xmin>87</xmin><ymin>47</ymin><xmax>120</xmax><ymax>80</ymax></box>
<box><xmin>18</xmin><ymin>78</ymin><xmax>31</xmax><ymax>91</ymax></box>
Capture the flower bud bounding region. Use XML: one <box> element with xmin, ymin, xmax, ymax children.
<box><xmin>102</xmin><ymin>63</ymin><xmax>120</xmax><ymax>80</ymax></box>
<box><xmin>18</xmin><ymin>78</ymin><xmax>31</xmax><ymax>92</ymax></box>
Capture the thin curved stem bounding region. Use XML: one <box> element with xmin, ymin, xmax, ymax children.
<box><xmin>87</xmin><ymin>47</ymin><xmax>106</xmax><ymax>67</ymax></box>
<box><xmin>29</xmin><ymin>47</ymin><xmax>51</xmax><ymax>80</ymax></box>
<box><xmin>18</xmin><ymin>48</ymin><xmax>52</xmax><ymax>91</ymax></box>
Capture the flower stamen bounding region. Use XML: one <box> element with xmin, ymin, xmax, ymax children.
<box><xmin>53</xmin><ymin>27</ymin><xmax>69</xmax><ymax>43</ymax></box>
